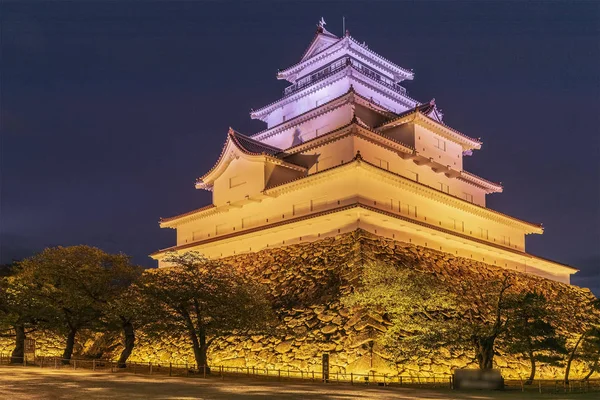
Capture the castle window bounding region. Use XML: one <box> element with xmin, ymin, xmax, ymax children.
<box><xmin>406</xmin><ymin>170</ymin><xmax>419</xmax><ymax>182</ymax></box>
<box><xmin>434</xmin><ymin>137</ymin><xmax>446</xmax><ymax>151</ymax></box>
<box><xmin>439</xmin><ymin>182</ymin><xmax>449</xmax><ymax>193</ymax></box>
<box><xmin>478</xmin><ymin>228</ymin><xmax>489</xmax><ymax>240</ymax></box>
<box><xmin>463</xmin><ymin>192</ymin><xmax>474</xmax><ymax>203</ymax></box>
<box><xmin>406</xmin><ymin>204</ymin><xmax>417</xmax><ymax>217</ymax></box>
<box><xmin>375</xmin><ymin>158</ymin><xmax>389</xmax><ymax>170</ymax></box>
<box><xmin>229</xmin><ymin>175</ymin><xmax>246</xmax><ymax>188</ymax></box>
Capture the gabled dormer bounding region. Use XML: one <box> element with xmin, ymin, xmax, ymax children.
<box><xmin>299</xmin><ymin>21</ymin><xmax>340</xmax><ymax>63</ymax></box>
<box><xmin>196</xmin><ymin>129</ymin><xmax>306</xmax><ymax>206</ymax></box>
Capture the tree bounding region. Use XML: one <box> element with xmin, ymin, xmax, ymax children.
<box><xmin>504</xmin><ymin>291</ymin><xmax>566</xmax><ymax>384</ymax></box>
<box><xmin>141</xmin><ymin>252</ymin><xmax>274</xmax><ymax>372</ymax></box>
<box><xmin>16</xmin><ymin>246</ymin><xmax>141</xmax><ymax>363</ymax></box>
<box><xmin>580</xmin><ymin>326</ymin><xmax>600</xmax><ymax>380</ymax></box>
<box><xmin>563</xmin><ymin>298</ymin><xmax>600</xmax><ymax>384</ymax></box>
<box><xmin>341</xmin><ymin>260</ymin><xmax>455</xmax><ymax>361</ymax></box>
<box><xmin>448</xmin><ymin>274</ymin><xmax>517</xmax><ymax>370</ymax></box>
<box><xmin>0</xmin><ymin>272</ymin><xmax>50</xmax><ymax>363</ymax></box>
<box><xmin>103</xmin><ymin>283</ymin><xmax>150</xmax><ymax>367</ymax></box>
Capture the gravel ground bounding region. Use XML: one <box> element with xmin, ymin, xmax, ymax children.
<box><xmin>0</xmin><ymin>366</ymin><xmax>596</xmax><ymax>400</ymax></box>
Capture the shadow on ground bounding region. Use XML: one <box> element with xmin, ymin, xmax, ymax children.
<box><xmin>0</xmin><ymin>366</ymin><xmax>595</xmax><ymax>400</ymax></box>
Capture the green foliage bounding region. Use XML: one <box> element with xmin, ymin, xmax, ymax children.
<box><xmin>344</xmin><ymin>264</ymin><xmax>526</xmax><ymax>370</ymax></box>
<box><xmin>141</xmin><ymin>252</ymin><xmax>275</xmax><ymax>370</ymax></box>
<box><xmin>580</xmin><ymin>325</ymin><xmax>600</xmax><ymax>379</ymax></box>
<box><xmin>0</xmin><ymin>270</ymin><xmax>53</xmax><ymax>362</ymax></box>
<box><xmin>15</xmin><ymin>245</ymin><xmax>142</xmax><ymax>361</ymax></box>
<box><xmin>563</xmin><ymin>298</ymin><xmax>600</xmax><ymax>383</ymax></box>
<box><xmin>342</xmin><ymin>260</ymin><xmax>455</xmax><ymax>360</ymax></box>
<box><xmin>446</xmin><ymin>274</ymin><xmax>518</xmax><ymax>369</ymax></box>
<box><xmin>504</xmin><ymin>291</ymin><xmax>566</xmax><ymax>382</ymax></box>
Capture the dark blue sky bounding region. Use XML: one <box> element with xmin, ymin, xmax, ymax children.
<box><xmin>1</xmin><ymin>2</ymin><xmax>598</xmax><ymax>293</ymax></box>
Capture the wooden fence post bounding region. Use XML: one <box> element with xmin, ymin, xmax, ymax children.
<box><xmin>92</xmin><ymin>359</ymin><xmax>95</xmax><ymax>371</ymax></box>
<box><xmin>169</xmin><ymin>362</ymin><xmax>172</xmax><ymax>377</ymax></box>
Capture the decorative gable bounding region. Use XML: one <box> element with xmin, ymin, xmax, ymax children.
<box><xmin>300</xmin><ymin>20</ymin><xmax>339</xmax><ymax>62</ymax></box>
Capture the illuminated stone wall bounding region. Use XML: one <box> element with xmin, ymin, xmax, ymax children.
<box><xmin>131</xmin><ymin>230</ymin><xmax>594</xmax><ymax>379</ymax></box>
<box><xmin>1</xmin><ymin>230</ymin><xmax>593</xmax><ymax>379</ymax></box>
<box><xmin>0</xmin><ymin>331</ymin><xmax>64</xmax><ymax>358</ymax></box>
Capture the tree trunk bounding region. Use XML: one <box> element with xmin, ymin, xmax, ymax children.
<box><xmin>476</xmin><ymin>337</ymin><xmax>495</xmax><ymax>369</ymax></box>
<box><xmin>187</xmin><ymin>327</ymin><xmax>205</xmax><ymax>373</ymax></box>
<box><xmin>526</xmin><ymin>350</ymin><xmax>536</xmax><ymax>385</ymax></box>
<box><xmin>117</xmin><ymin>320</ymin><xmax>135</xmax><ymax>368</ymax></box>
<box><xmin>199</xmin><ymin>328</ymin><xmax>210</xmax><ymax>374</ymax></box>
<box><xmin>10</xmin><ymin>324</ymin><xmax>25</xmax><ymax>364</ymax></box>
<box><xmin>62</xmin><ymin>328</ymin><xmax>77</xmax><ymax>364</ymax></box>
<box><xmin>564</xmin><ymin>332</ymin><xmax>586</xmax><ymax>384</ymax></box>
<box><xmin>583</xmin><ymin>357</ymin><xmax>599</xmax><ymax>381</ymax></box>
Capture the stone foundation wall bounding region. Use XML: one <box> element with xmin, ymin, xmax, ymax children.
<box><xmin>129</xmin><ymin>230</ymin><xmax>594</xmax><ymax>379</ymax></box>
<box><xmin>2</xmin><ymin>230</ymin><xmax>595</xmax><ymax>379</ymax></box>
<box><xmin>1</xmin><ymin>331</ymin><xmax>64</xmax><ymax>358</ymax></box>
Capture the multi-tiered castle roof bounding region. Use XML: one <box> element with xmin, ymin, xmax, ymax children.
<box><xmin>153</xmin><ymin>20</ymin><xmax>577</xmax><ymax>284</ymax></box>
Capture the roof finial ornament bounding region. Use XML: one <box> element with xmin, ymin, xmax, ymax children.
<box><xmin>430</xmin><ymin>98</ymin><xmax>436</xmax><ymax>106</ymax></box>
<box><xmin>316</xmin><ymin>17</ymin><xmax>327</xmax><ymax>33</ymax></box>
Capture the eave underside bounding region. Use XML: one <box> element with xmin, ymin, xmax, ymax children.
<box><xmin>151</xmin><ymin>204</ymin><xmax>576</xmax><ymax>281</ymax></box>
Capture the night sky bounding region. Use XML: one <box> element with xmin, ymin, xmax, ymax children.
<box><xmin>1</xmin><ymin>2</ymin><xmax>599</xmax><ymax>294</ymax></box>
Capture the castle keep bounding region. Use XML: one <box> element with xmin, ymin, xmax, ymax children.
<box><xmin>152</xmin><ymin>20</ymin><xmax>576</xmax><ymax>284</ymax></box>
<box><xmin>1</xmin><ymin>22</ymin><xmax>593</xmax><ymax>380</ymax></box>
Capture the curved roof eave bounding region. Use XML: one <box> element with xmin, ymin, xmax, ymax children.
<box><xmin>195</xmin><ymin>129</ymin><xmax>304</xmax><ymax>190</ymax></box>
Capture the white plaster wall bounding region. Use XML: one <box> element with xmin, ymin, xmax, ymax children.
<box><xmin>414</xmin><ymin>125</ymin><xmax>464</xmax><ymax>171</ymax></box>
<box><xmin>265</xmin><ymin>164</ymin><xmax>304</xmax><ymax>188</ymax></box>
<box><xmin>266</xmin><ymin>79</ymin><xmax>351</xmax><ymax>128</ymax></box>
<box><xmin>168</xmin><ymin>180</ymin><xmax>563</xmax><ymax>281</ymax></box>
<box><xmin>261</xmin><ymin>103</ymin><xmax>352</xmax><ymax>149</ymax></box>
<box><xmin>262</xmin><ymin>75</ymin><xmax>413</xmax><ymax>128</ymax></box>
<box><xmin>349</xmin><ymin>78</ymin><xmax>413</xmax><ymax>114</ymax></box>
<box><xmin>292</xmin><ymin>43</ymin><xmax>402</xmax><ymax>86</ymax></box>
<box><xmin>303</xmin><ymin>135</ymin><xmax>356</xmax><ymax>174</ymax></box>
<box><xmin>300</xmin><ymin>134</ymin><xmax>488</xmax><ymax>208</ymax></box>
<box><xmin>212</xmin><ymin>158</ymin><xmax>266</xmax><ymax>207</ymax></box>
<box><xmin>176</xmin><ymin>166</ymin><xmax>525</xmax><ymax>254</ymax></box>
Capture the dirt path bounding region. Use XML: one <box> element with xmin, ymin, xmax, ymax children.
<box><xmin>0</xmin><ymin>366</ymin><xmax>595</xmax><ymax>400</ymax></box>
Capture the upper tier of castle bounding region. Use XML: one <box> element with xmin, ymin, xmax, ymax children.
<box><xmin>152</xmin><ymin>20</ymin><xmax>577</xmax><ymax>284</ymax></box>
